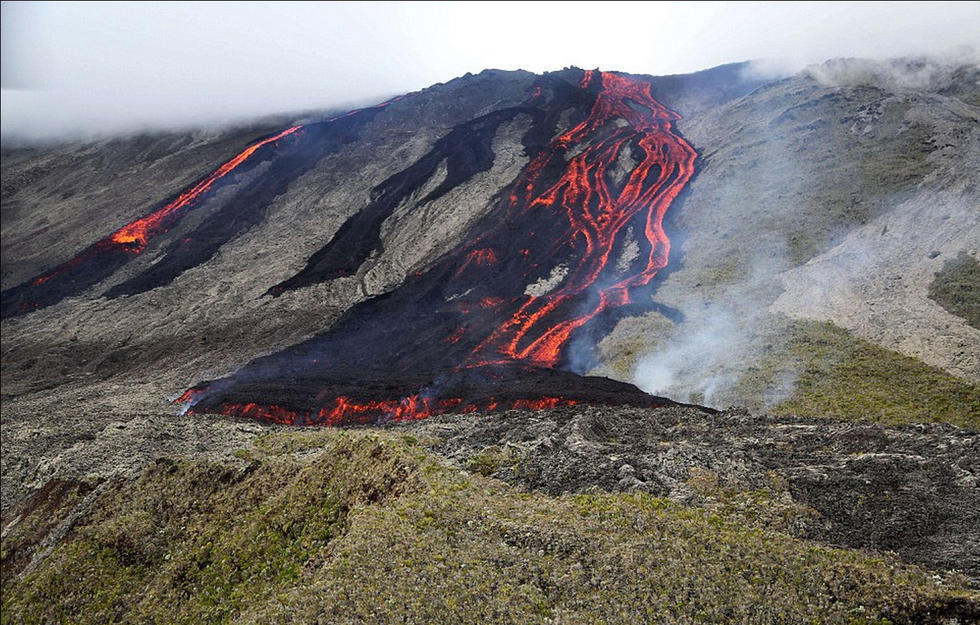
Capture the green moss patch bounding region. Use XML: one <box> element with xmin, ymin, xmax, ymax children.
<box><xmin>928</xmin><ymin>252</ymin><xmax>980</xmax><ymax>329</ymax></box>
<box><xmin>741</xmin><ymin>320</ymin><xmax>979</xmax><ymax>427</ymax></box>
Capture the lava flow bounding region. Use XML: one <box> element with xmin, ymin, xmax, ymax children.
<box><xmin>183</xmin><ymin>69</ymin><xmax>699</xmax><ymax>426</ymax></box>
<box><xmin>112</xmin><ymin>127</ymin><xmax>302</xmax><ymax>250</ymax></box>
<box><xmin>467</xmin><ymin>70</ymin><xmax>696</xmax><ymax>369</ymax></box>
<box><xmin>0</xmin><ymin>127</ymin><xmax>302</xmax><ymax>318</ymax></box>
<box><xmin>209</xmin><ymin>395</ymin><xmax>580</xmax><ymax>427</ymax></box>
<box><xmin>2</xmin><ymin>94</ymin><xmax>404</xmax><ymax>319</ymax></box>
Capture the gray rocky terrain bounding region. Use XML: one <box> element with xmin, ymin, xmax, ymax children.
<box><xmin>598</xmin><ymin>59</ymin><xmax>980</xmax><ymax>407</ymax></box>
<box><xmin>406</xmin><ymin>405</ymin><xmax>980</xmax><ymax>581</ymax></box>
<box><xmin>2</xmin><ymin>60</ymin><xmax>976</xmax><ymax>417</ymax></box>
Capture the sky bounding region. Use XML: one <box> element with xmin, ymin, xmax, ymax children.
<box><xmin>2</xmin><ymin>1</ymin><xmax>978</xmax><ymax>141</ymax></box>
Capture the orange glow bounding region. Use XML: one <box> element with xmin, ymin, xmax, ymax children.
<box><xmin>18</xmin><ymin>94</ymin><xmax>406</xmax><ymax>300</ymax></box>
<box><xmin>512</xmin><ymin>397</ymin><xmax>578</xmax><ymax>410</ymax></box>
<box><xmin>110</xmin><ymin>126</ymin><xmax>302</xmax><ymax>249</ymax></box>
<box><xmin>446</xmin><ymin>326</ymin><xmax>466</xmax><ymax>344</ymax></box>
<box><xmin>20</xmin><ymin>126</ymin><xmax>304</xmax><ymax>294</ymax></box>
<box><xmin>178</xmin><ymin>72</ymin><xmax>696</xmax><ymax>427</ymax></box>
<box><xmin>458</xmin><ymin>296</ymin><xmax>507</xmax><ymax>314</ymax></box>
<box><xmin>454</xmin><ymin>248</ymin><xmax>499</xmax><ymax>277</ymax></box>
<box><xmin>469</xmin><ymin>71</ymin><xmax>696</xmax><ymax>369</ymax></box>
<box><xmin>175</xmin><ymin>388</ymin><xmax>203</xmax><ymax>404</ymax></box>
<box><xmin>203</xmin><ymin>393</ymin><xmax>587</xmax><ymax>425</ymax></box>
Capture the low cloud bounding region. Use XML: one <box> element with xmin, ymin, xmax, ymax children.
<box><xmin>804</xmin><ymin>48</ymin><xmax>980</xmax><ymax>91</ymax></box>
<box><xmin>3</xmin><ymin>2</ymin><xmax>979</xmax><ymax>142</ymax></box>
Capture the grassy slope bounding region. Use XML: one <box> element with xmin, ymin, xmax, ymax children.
<box><xmin>647</xmin><ymin>73</ymin><xmax>977</xmax><ymax>424</ymax></box>
<box><xmin>929</xmin><ymin>252</ymin><xmax>980</xmax><ymax>330</ymax></box>
<box><xmin>3</xmin><ymin>430</ymin><xmax>976</xmax><ymax>625</ymax></box>
<box><xmin>737</xmin><ymin>320</ymin><xmax>980</xmax><ymax>428</ymax></box>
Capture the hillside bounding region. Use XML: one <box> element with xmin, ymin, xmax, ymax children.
<box><xmin>2</xmin><ymin>58</ymin><xmax>979</xmax><ymax>621</ymax></box>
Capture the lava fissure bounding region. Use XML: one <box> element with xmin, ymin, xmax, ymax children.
<box><xmin>1</xmin><ymin>98</ymin><xmax>400</xmax><ymax>318</ymax></box>
<box><xmin>185</xmin><ymin>70</ymin><xmax>698</xmax><ymax>426</ymax></box>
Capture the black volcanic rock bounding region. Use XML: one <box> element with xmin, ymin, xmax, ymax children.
<box><xmin>180</xmin><ymin>69</ymin><xmax>704</xmax><ymax>424</ymax></box>
<box><xmin>406</xmin><ymin>405</ymin><xmax>980</xmax><ymax>582</ymax></box>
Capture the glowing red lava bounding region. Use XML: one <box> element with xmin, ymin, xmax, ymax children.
<box><xmin>468</xmin><ymin>71</ymin><xmax>696</xmax><ymax>369</ymax></box>
<box><xmin>111</xmin><ymin>127</ymin><xmax>302</xmax><ymax>249</ymax></box>
<box><xmin>25</xmin><ymin>127</ymin><xmax>302</xmax><ymax>290</ymax></box>
<box><xmin>454</xmin><ymin>248</ymin><xmax>499</xmax><ymax>277</ymax></box>
<box><xmin>207</xmin><ymin>395</ymin><xmax>580</xmax><ymax>426</ymax></box>
<box><xmin>180</xmin><ymin>70</ymin><xmax>697</xmax><ymax>426</ymax></box>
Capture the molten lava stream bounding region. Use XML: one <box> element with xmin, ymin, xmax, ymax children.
<box><xmin>468</xmin><ymin>71</ymin><xmax>696</xmax><ymax>369</ymax></box>
<box><xmin>202</xmin><ymin>395</ymin><xmax>582</xmax><ymax>426</ymax></box>
<box><xmin>18</xmin><ymin>126</ymin><xmax>302</xmax><ymax>297</ymax></box>
<box><xmin>109</xmin><ymin>126</ymin><xmax>304</xmax><ymax>250</ymax></box>
<box><xmin>181</xmin><ymin>70</ymin><xmax>697</xmax><ymax>426</ymax></box>
<box><xmin>6</xmin><ymin>94</ymin><xmax>405</xmax><ymax>318</ymax></box>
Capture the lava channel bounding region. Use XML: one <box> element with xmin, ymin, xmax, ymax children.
<box><xmin>0</xmin><ymin>127</ymin><xmax>302</xmax><ymax>318</ymax></box>
<box><xmin>1</xmin><ymin>95</ymin><xmax>404</xmax><ymax>319</ymax></box>
<box><xmin>180</xmin><ymin>70</ymin><xmax>699</xmax><ymax>426</ymax></box>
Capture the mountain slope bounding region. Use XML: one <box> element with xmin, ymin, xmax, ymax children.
<box><xmin>3</xmin><ymin>61</ymin><xmax>976</xmax><ymax>423</ymax></box>
<box><xmin>595</xmin><ymin>58</ymin><xmax>980</xmax><ymax>413</ymax></box>
<box><xmin>2</xmin><ymin>58</ymin><xmax>979</xmax><ymax>619</ymax></box>
<box><xmin>3</xmin><ymin>423</ymin><xmax>977</xmax><ymax>625</ymax></box>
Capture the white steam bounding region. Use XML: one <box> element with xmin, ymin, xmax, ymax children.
<box><xmin>629</xmin><ymin>50</ymin><xmax>980</xmax><ymax>408</ymax></box>
<box><xmin>634</xmin><ymin>311</ymin><xmax>748</xmax><ymax>406</ymax></box>
<box><xmin>803</xmin><ymin>49</ymin><xmax>980</xmax><ymax>91</ymax></box>
<box><xmin>630</xmin><ymin>249</ymin><xmax>799</xmax><ymax>410</ymax></box>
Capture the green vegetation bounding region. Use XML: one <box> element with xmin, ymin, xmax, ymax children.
<box><xmin>595</xmin><ymin>313</ymin><xmax>672</xmax><ymax>379</ymax></box>
<box><xmin>685</xmin><ymin>467</ymin><xmax>822</xmax><ymax>537</ymax></box>
<box><xmin>701</xmin><ymin>257</ymin><xmax>743</xmax><ymax>287</ymax></box>
<box><xmin>3</xmin><ymin>429</ymin><xmax>975</xmax><ymax>625</ymax></box>
<box><xmin>768</xmin><ymin>98</ymin><xmax>938</xmax><ymax>265</ymax></box>
<box><xmin>466</xmin><ymin>445</ymin><xmax>517</xmax><ymax>477</ymax></box>
<box><xmin>855</xmin><ymin>107</ymin><xmax>935</xmax><ymax>193</ymax></box>
<box><xmin>928</xmin><ymin>252</ymin><xmax>980</xmax><ymax>329</ymax></box>
<box><xmin>740</xmin><ymin>321</ymin><xmax>980</xmax><ymax>428</ymax></box>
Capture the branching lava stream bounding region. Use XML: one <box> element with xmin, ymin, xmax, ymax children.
<box><xmin>467</xmin><ymin>70</ymin><xmax>696</xmax><ymax>369</ymax></box>
<box><xmin>183</xmin><ymin>70</ymin><xmax>699</xmax><ymax>425</ymax></box>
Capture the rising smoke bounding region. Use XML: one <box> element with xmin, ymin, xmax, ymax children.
<box><xmin>803</xmin><ymin>48</ymin><xmax>979</xmax><ymax>91</ymax></box>
<box><xmin>630</xmin><ymin>244</ymin><xmax>797</xmax><ymax>410</ymax></box>
<box><xmin>629</xmin><ymin>51</ymin><xmax>980</xmax><ymax>409</ymax></box>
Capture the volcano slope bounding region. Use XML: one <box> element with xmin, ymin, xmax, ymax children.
<box><xmin>2</xmin><ymin>59</ymin><xmax>980</xmax><ymax>622</ymax></box>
